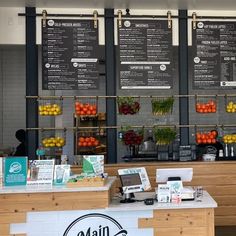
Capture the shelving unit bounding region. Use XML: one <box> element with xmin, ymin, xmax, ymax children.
<box><xmin>26</xmin><ymin>94</ymin><xmax>236</xmax><ymax>162</ymax></box>
<box><xmin>74</xmin><ymin>112</ymin><xmax>107</xmax><ymax>160</ymax></box>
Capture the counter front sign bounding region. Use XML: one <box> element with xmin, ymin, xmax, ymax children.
<box><xmin>42</xmin><ymin>19</ymin><xmax>99</xmax><ymax>90</ymax></box>
<box><xmin>63</xmin><ymin>213</ymin><xmax>128</xmax><ymax>236</ymax></box>
<box><xmin>118</xmin><ymin>19</ymin><xmax>173</xmax><ymax>89</ymax></box>
<box><xmin>3</xmin><ymin>156</ymin><xmax>27</xmax><ymax>186</ymax></box>
<box><xmin>192</xmin><ymin>21</ymin><xmax>236</xmax><ymax>89</ymax></box>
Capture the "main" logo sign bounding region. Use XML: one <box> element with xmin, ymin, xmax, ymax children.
<box><xmin>63</xmin><ymin>213</ymin><xmax>128</xmax><ymax>236</ymax></box>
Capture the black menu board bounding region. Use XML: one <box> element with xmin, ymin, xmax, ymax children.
<box><xmin>118</xmin><ymin>20</ymin><xmax>173</xmax><ymax>89</ymax></box>
<box><xmin>192</xmin><ymin>21</ymin><xmax>236</xmax><ymax>89</ymax></box>
<box><xmin>42</xmin><ymin>19</ymin><xmax>99</xmax><ymax>90</ymax></box>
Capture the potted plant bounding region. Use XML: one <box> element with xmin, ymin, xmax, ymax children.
<box><xmin>117</xmin><ymin>97</ymin><xmax>140</xmax><ymax>115</ymax></box>
<box><xmin>154</xmin><ymin>127</ymin><xmax>177</xmax><ymax>145</ymax></box>
<box><xmin>151</xmin><ymin>97</ymin><xmax>174</xmax><ymax>115</ymax></box>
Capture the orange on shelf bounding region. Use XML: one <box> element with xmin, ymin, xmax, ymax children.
<box><xmin>196</xmin><ymin>100</ymin><xmax>217</xmax><ymax>113</ymax></box>
<box><xmin>75</xmin><ymin>101</ymin><xmax>97</xmax><ymax>116</ymax></box>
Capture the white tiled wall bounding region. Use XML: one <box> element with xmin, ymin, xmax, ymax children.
<box><xmin>0</xmin><ymin>46</ymin><xmax>26</xmax><ymax>149</ymax></box>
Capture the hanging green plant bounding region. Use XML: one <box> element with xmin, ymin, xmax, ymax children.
<box><xmin>151</xmin><ymin>97</ymin><xmax>174</xmax><ymax>115</ymax></box>
<box><xmin>153</xmin><ymin>127</ymin><xmax>177</xmax><ymax>145</ymax></box>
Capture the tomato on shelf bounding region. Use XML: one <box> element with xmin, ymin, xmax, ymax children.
<box><xmin>75</xmin><ymin>101</ymin><xmax>97</xmax><ymax>116</ymax></box>
<box><xmin>196</xmin><ymin>100</ymin><xmax>217</xmax><ymax>113</ymax></box>
<box><xmin>195</xmin><ymin>130</ymin><xmax>217</xmax><ymax>144</ymax></box>
<box><xmin>77</xmin><ymin>136</ymin><xmax>100</xmax><ymax>148</ymax></box>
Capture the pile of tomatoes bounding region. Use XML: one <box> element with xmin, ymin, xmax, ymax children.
<box><xmin>196</xmin><ymin>130</ymin><xmax>218</xmax><ymax>144</ymax></box>
<box><xmin>196</xmin><ymin>100</ymin><xmax>217</xmax><ymax>113</ymax></box>
<box><xmin>78</xmin><ymin>137</ymin><xmax>100</xmax><ymax>147</ymax></box>
<box><xmin>75</xmin><ymin>101</ymin><xmax>97</xmax><ymax>116</ymax></box>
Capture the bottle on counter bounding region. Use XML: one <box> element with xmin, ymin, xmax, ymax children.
<box><xmin>219</xmin><ymin>149</ymin><xmax>224</xmax><ymax>158</ymax></box>
<box><xmin>231</xmin><ymin>146</ymin><xmax>234</xmax><ymax>157</ymax></box>
<box><xmin>225</xmin><ymin>144</ymin><xmax>228</xmax><ymax>157</ymax></box>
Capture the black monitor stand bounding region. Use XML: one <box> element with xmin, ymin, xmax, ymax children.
<box><xmin>120</xmin><ymin>193</ymin><xmax>136</xmax><ymax>203</ymax></box>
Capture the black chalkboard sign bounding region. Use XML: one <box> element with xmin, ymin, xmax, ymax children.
<box><xmin>118</xmin><ymin>19</ymin><xmax>173</xmax><ymax>89</ymax></box>
<box><xmin>179</xmin><ymin>145</ymin><xmax>194</xmax><ymax>161</ymax></box>
<box><xmin>42</xmin><ymin>19</ymin><xmax>99</xmax><ymax>90</ymax></box>
<box><xmin>192</xmin><ymin>21</ymin><xmax>236</xmax><ymax>90</ymax></box>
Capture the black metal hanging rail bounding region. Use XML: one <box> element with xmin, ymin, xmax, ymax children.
<box><xmin>18</xmin><ymin>13</ymin><xmax>178</xmax><ymax>18</ymax></box>
<box><xmin>26</xmin><ymin>124</ymin><xmax>236</xmax><ymax>131</ymax></box>
<box><xmin>18</xmin><ymin>13</ymin><xmax>236</xmax><ymax>20</ymax></box>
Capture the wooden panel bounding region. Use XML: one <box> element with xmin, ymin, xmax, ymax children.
<box><xmin>215</xmin><ymin>206</ymin><xmax>236</xmax><ymax>215</ymax></box>
<box><xmin>206</xmin><ymin>209</ymin><xmax>215</xmax><ymax>236</ymax></box>
<box><xmin>0</xmin><ymin>212</ymin><xmax>26</xmax><ymax>223</ymax></box>
<box><xmin>205</xmin><ymin>185</ymin><xmax>236</xmax><ymax>196</ymax></box>
<box><xmin>0</xmin><ymin>224</ymin><xmax>9</xmax><ymax>235</ymax></box>
<box><xmin>154</xmin><ymin>227</ymin><xmax>208</xmax><ymax>236</ymax></box>
<box><xmin>11</xmin><ymin>234</ymin><xmax>27</xmax><ymax>236</ymax></box>
<box><xmin>213</xmin><ymin>195</ymin><xmax>236</xmax><ymax>206</ymax></box>
<box><xmin>0</xmin><ymin>191</ymin><xmax>109</xmax><ymax>213</ymax></box>
<box><xmin>215</xmin><ymin>216</ymin><xmax>236</xmax><ymax>226</ymax></box>
<box><xmin>0</xmin><ymin>198</ymin><xmax>109</xmax><ymax>213</ymax></box>
<box><xmin>0</xmin><ymin>191</ymin><xmax>107</xmax><ymax>201</ymax></box>
<box><xmin>139</xmin><ymin>209</ymin><xmax>207</xmax><ymax>228</ymax></box>
<box><xmin>72</xmin><ymin>162</ymin><xmax>236</xmax><ymax>176</ymax></box>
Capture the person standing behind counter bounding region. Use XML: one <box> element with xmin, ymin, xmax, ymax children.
<box><xmin>14</xmin><ymin>129</ymin><xmax>27</xmax><ymax>156</ymax></box>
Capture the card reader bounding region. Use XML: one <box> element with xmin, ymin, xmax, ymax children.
<box><xmin>144</xmin><ymin>198</ymin><xmax>154</xmax><ymax>205</ymax></box>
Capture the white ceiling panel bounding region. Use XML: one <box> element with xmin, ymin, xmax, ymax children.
<box><xmin>0</xmin><ymin>0</ymin><xmax>236</xmax><ymax>10</ymax></box>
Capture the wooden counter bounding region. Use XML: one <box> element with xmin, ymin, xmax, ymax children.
<box><xmin>110</xmin><ymin>191</ymin><xmax>217</xmax><ymax>236</ymax></box>
<box><xmin>0</xmin><ymin>177</ymin><xmax>116</xmax><ymax>236</ymax></box>
<box><xmin>72</xmin><ymin>161</ymin><xmax>236</xmax><ymax>226</ymax></box>
<box><xmin>0</xmin><ymin>182</ymin><xmax>217</xmax><ymax>236</ymax></box>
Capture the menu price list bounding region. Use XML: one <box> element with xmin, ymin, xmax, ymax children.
<box><xmin>42</xmin><ymin>19</ymin><xmax>99</xmax><ymax>90</ymax></box>
<box><xmin>192</xmin><ymin>21</ymin><xmax>236</xmax><ymax>90</ymax></box>
<box><xmin>118</xmin><ymin>20</ymin><xmax>173</xmax><ymax>89</ymax></box>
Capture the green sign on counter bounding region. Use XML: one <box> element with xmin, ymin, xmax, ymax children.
<box><xmin>4</xmin><ymin>157</ymin><xmax>28</xmax><ymax>186</ymax></box>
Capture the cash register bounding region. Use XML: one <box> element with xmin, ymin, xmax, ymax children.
<box><xmin>156</xmin><ymin>168</ymin><xmax>195</xmax><ymax>201</ymax></box>
<box><xmin>118</xmin><ymin>167</ymin><xmax>151</xmax><ymax>203</ymax></box>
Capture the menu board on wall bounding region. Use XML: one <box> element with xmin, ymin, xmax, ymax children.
<box><xmin>118</xmin><ymin>19</ymin><xmax>173</xmax><ymax>89</ymax></box>
<box><xmin>192</xmin><ymin>21</ymin><xmax>236</xmax><ymax>90</ymax></box>
<box><xmin>42</xmin><ymin>19</ymin><xmax>99</xmax><ymax>90</ymax></box>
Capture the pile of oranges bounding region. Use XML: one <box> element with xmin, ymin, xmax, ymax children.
<box><xmin>196</xmin><ymin>130</ymin><xmax>218</xmax><ymax>144</ymax></box>
<box><xmin>78</xmin><ymin>137</ymin><xmax>100</xmax><ymax>147</ymax></box>
<box><xmin>196</xmin><ymin>100</ymin><xmax>217</xmax><ymax>113</ymax></box>
<box><xmin>75</xmin><ymin>102</ymin><xmax>97</xmax><ymax>116</ymax></box>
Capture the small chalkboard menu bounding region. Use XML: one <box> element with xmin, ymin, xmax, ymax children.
<box><xmin>42</xmin><ymin>19</ymin><xmax>99</xmax><ymax>90</ymax></box>
<box><xmin>179</xmin><ymin>145</ymin><xmax>194</xmax><ymax>162</ymax></box>
<box><xmin>192</xmin><ymin>21</ymin><xmax>236</xmax><ymax>90</ymax></box>
<box><xmin>118</xmin><ymin>19</ymin><xmax>173</xmax><ymax>89</ymax></box>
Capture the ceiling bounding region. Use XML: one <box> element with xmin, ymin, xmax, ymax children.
<box><xmin>0</xmin><ymin>0</ymin><xmax>236</xmax><ymax>10</ymax></box>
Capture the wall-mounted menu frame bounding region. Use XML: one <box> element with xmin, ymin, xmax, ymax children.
<box><xmin>118</xmin><ymin>19</ymin><xmax>173</xmax><ymax>89</ymax></box>
<box><xmin>42</xmin><ymin>19</ymin><xmax>99</xmax><ymax>90</ymax></box>
<box><xmin>192</xmin><ymin>21</ymin><xmax>236</xmax><ymax>90</ymax></box>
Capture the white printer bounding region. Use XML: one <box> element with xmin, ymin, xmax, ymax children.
<box><xmin>155</xmin><ymin>168</ymin><xmax>195</xmax><ymax>201</ymax></box>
